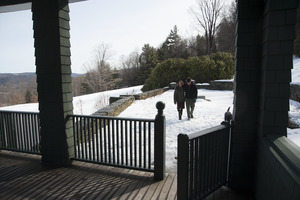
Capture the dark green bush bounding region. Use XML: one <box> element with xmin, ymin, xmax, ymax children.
<box><xmin>209</xmin><ymin>52</ymin><xmax>234</xmax><ymax>80</ymax></box>
<box><xmin>141</xmin><ymin>52</ymin><xmax>234</xmax><ymax>91</ymax></box>
<box><xmin>142</xmin><ymin>58</ymin><xmax>189</xmax><ymax>92</ymax></box>
<box><xmin>187</xmin><ymin>56</ymin><xmax>216</xmax><ymax>83</ymax></box>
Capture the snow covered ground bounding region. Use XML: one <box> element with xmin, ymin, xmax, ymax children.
<box><xmin>0</xmin><ymin>85</ymin><xmax>142</xmax><ymax>115</ymax></box>
<box><xmin>1</xmin><ymin>57</ymin><xmax>300</xmax><ymax>172</ymax></box>
<box><xmin>292</xmin><ymin>55</ymin><xmax>300</xmax><ymax>85</ymax></box>
<box><xmin>119</xmin><ymin>89</ymin><xmax>234</xmax><ymax>171</ymax></box>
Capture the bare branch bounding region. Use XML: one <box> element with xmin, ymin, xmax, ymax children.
<box><xmin>190</xmin><ymin>0</ymin><xmax>223</xmax><ymax>54</ymax></box>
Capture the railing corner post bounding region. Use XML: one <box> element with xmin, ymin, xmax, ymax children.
<box><xmin>154</xmin><ymin>101</ymin><xmax>166</xmax><ymax>180</ymax></box>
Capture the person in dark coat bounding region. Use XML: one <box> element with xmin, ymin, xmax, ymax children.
<box><xmin>184</xmin><ymin>77</ymin><xmax>198</xmax><ymax>119</ymax></box>
<box><xmin>174</xmin><ymin>80</ymin><xmax>185</xmax><ymax>120</ymax></box>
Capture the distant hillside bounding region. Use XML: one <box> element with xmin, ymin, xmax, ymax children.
<box><xmin>0</xmin><ymin>72</ymin><xmax>82</xmax><ymax>85</ymax></box>
<box><xmin>0</xmin><ymin>72</ymin><xmax>83</xmax><ymax>106</ymax></box>
<box><xmin>0</xmin><ymin>73</ymin><xmax>36</xmax><ymax>85</ymax></box>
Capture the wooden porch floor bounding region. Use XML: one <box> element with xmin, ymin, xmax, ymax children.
<box><xmin>0</xmin><ymin>151</ymin><xmax>254</xmax><ymax>200</ymax></box>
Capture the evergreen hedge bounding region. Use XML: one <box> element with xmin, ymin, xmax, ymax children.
<box><xmin>141</xmin><ymin>52</ymin><xmax>234</xmax><ymax>92</ymax></box>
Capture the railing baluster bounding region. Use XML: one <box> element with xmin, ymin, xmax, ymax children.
<box><xmin>208</xmin><ymin>133</ymin><xmax>213</xmax><ymax>193</ymax></box>
<box><xmin>103</xmin><ymin>119</ymin><xmax>107</xmax><ymax>163</ymax></box>
<box><xmin>195</xmin><ymin>137</ymin><xmax>199</xmax><ymax>197</ymax></box>
<box><xmin>148</xmin><ymin>121</ymin><xmax>151</xmax><ymax>169</ymax></box>
<box><xmin>134</xmin><ymin>121</ymin><xmax>137</xmax><ymax>167</ymax></box>
<box><xmin>213</xmin><ymin>131</ymin><xmax>218</xmax><ymax>186</ymax></box>
<box><xmin>5</xmin><ymin>113</ymin><xmax>10</xmax><ymax>148</ymax></box>
<box><xmin>129</xmin><ymin>120</ymin><xmax>133</xmax><ymax>166</ymax></box>
<box><xmin>80</xmin><ymin>116</ymin><xmax>84</xmax><ymax>159</ymax></box>
<box><xmin>84</xmin><ymin>117</ymin><xmax>88</xmax><ymax>159</ymax></box>
<box><xmin>95</xmin><ymin>118</ymin><xmax>99</xmax><ymax>162</ymax></box>
<box><xmin>88</xmin><ymin>117</ymin><xmax>91</xmax><ymax>160</ymax></box>
<box><xmin>219</xmin><ymin>130</ymin><xmax>225</xmax><ymax>184</ymax></box>
<box><xmin>11</xmin><ymin>113</ymin><xmax>16</xmax><ymax>150</ymax></box>
<box><xmin>99</xmin><ymin>118</ymin><xmax>103</xmax><ymax>163</ymax></box>
<box><xmin>125</xmin><ymin>120</ymin><xmax>128</xmax><ymax>166</ymax></box>
<box><xmin>27</xmin><ymin>113</ymin><xmax>32</xmax><ymax>151</ymax></box>
<box><xmin>116</xmin><ymin>119</ymin><xmax>120</xmax><ymax>165</ymax></box>
<box><xmin>0</xmin><ymin>113</ymin><xmax>5</xmax><ymax>148</ymax></box>
<box><xmin>120</xmin><ymin>120</ymin><xmax>125</xmax><ymax>165</ymax></box>
<box><xmin>143</xmin><ymin>121</ymin><xmax>146</xmax><ymax>169</ymax></box>
<box><xmin>111</xmin><ymin>120</ymin><xmax>116</xmax><ymax>164</ymax></box>
<box><xmin>139</xmin><ymin>121</ymin><xmax>142</xmax><ymax>168</ymax></box>
<box><xmin>15</xmin><ymin>113</ymin><xmax>20</xmax><ymax>150</ymax></box>
<box><xmin>121</xmin><ymin>119</ymin><xmax>124</xmax><ymax>165</ymax></box>
<box><xmin>28</xmin><ymin>114</ymin><xmax>33</xmax><ymax>152</ymax></box>
<box><xmin>190</xmin><ymin>139</ymin><xmax>194</xmax><ymax>198</ymax></box>
<box><xmin>77</xmin><ymin>116</ymin><xmax>81</xmax><ymax>158</ymax></box>
<box><xmin>200</xmin><ymin>136</ymin><xmax>205</xmax><ymax>196</ymax></box>
<box><xmin>72</xmin><ymin>116</ymin><xmax>77</xmax><ymax>158</ymax></box>
<box><xmin>108</xmin><ymin>119</ymin><xmax>111</xmax><ymax>164</ymax></box>
<box><xmin>31</xmin><ymin>114</ymin><xmax>36</xmax><ymax>152</ymax></box>
<box><xmin>22</xmin><ymin>113</ymin><xmax>26</xmax><ymax>151</ymax></box>
<box><xmin>19</xmin><ymin>113</ymin><xmax>27</xmax><ymax>151</ymax></box>
<box><xmin>7</xmin><ymin>113</ymin><xmax>13</xmax><ymax>148</ymax></box>
<box><xmin>91</xmin><ymin>117</ymin><xmax>95</xmax><ymax>161</ymax></box>
<box><xmin>22</xmin><ymin>113</ymin><xmax>26</xmax><ymax>150</ymax></box>
<box><xmin>29</xmin><ymin>113</ymin><xmax>32</xmax><ymax>151</ymax></box>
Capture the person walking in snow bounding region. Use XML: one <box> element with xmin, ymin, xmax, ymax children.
<box><xmin>184</xmin><ymin>77</ymin><xmax>198</xmax><ymax>120</ymax></box>
<box><xmin>174</xmin><ymin>80</ymin><xmax>185</xmax><ymax>120</ymax></box>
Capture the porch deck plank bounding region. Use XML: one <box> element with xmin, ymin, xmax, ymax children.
<box><xmin>0</xmin><ymin>151</ymin><xmax>177</xmax><ymax>200</ymax></box>
<box><xmin>158</xmin><ymin>172</ymin><xmax>176</xmax><ymax>199</ymax></box>
<box><xmin>0</xmin><ymin>151</ymin><xmax>253</xmax><ymax>200</ymax></box>
<box><xmin>167</xmin><ymin>173</ymin><xmax>177</xmax><ymax>199</ymax></box>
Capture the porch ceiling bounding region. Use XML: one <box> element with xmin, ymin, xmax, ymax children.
<box><xmin>0</xmin><ymin>0</ymin><xmax>86</xmax><ymax>13</ymax></box>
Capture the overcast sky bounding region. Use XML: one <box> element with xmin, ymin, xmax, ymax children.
<box><xmin>0</xmin><ymin>0</ymin><xmax>232</xmax><ymax>74</ymax></box>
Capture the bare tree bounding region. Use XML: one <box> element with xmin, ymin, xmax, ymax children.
<box><xmin>216</xmin><ymin>2</ymin><xmax>236</xmax><ymax>54</ymax></box>
<box><xmin>93</xmin><ymin>43</ymin><xmax>113</xmax><ymax>64</ymax></box>
<box><xmin>190</xmin><ymin>0</ymin><xmax>223</xmax><ymax>55</ymax></box>
<box><xmin>81</xmin><ymin>43</ymin><xmax>116</xmax><ymax>94</ymax></box>
<box><xmin>120</xmin><ymin>50</ymin><xmax>140</xmax><ymax>86</ymax></box>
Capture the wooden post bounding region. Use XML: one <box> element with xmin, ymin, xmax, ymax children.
<box><xmin>154</xmin><ymin>101</ymin><xmax>166</xmax><ymax>180</ymax></box>
<box><xmin>32</xmin><ymin>0</ymin><xmax>74</xmax><ymax>166</ymax></box>
<box><xmin>177</xmin><ymin>133</ymin><xmax>189</xmax><ymax>200</ymax></box>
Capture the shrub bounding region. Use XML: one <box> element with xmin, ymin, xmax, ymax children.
<box><xmin>187</xmin><ymin>56</ymin><xmax>216</xmax><ymax>83</ymax></box>
<box><xmin>142</xmin><ymin>58</ymin><xmax>189</xmax><ymax>92</ymax></box>
<box><xmin>141</xmin><ymin>52</ymin><xmax>234</xmax><ymax>91</ymax></box>
<box><xmin>209</xmin><ymin>52</ymin><xmax>234</xmax><ymax>80</ymax></box>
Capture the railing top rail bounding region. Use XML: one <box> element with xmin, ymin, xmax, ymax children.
<box><xmin>67</xmin><ymin>114</ymin><xmax>155</xmax><ymax>122</ymax></box>
<box><xmin>267</xmin><ymin>134</ymin><xmax>300</xmax><ymax>175</ymax></box>
<box><xmin>186</xmin><ymin>124</ymin><xmax>229</xmax><ymax>140</ymax></box>
<box><xmin>0</xmin><ymin>110</ymin><xmax>39</xmax><ymax>115</ymax></box>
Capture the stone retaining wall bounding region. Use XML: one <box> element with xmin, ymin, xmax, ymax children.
<box><xmin>290</xmin><ymin>83</ymin><xmax>300</xmax><ymax>102</ymax></box>
<box><xmin>196</xmin><ymin>80</ymin><xmax>234</xmax><ymax>90</ymax></box>
<box><xmin>170</xmin><ymin>80</ymin><xmax>233</xmax><ymax>90</ymax></box>
<box><xmin>93</xmin><ymin>96</ymin><xmax>135</xmax><ymax>117</ymax></box>
<box><xmin>93</xmin><ymin>88</ymin><xmax>169</xmax><ymax>117</ymax></box>
<box><xmin>133</xmin><ymin>88</ymin><xmax>169</xmax><ymax>100</ymax></box>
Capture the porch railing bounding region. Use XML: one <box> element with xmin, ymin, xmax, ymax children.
<box><xmin>68</xmin><ymin>101</ymin><xmax>166</xmax><ymax>180</ymax></box>
<box><xmin>70</xmin><ymin>115</ymin><xmax>154</xmax><ymax>169</ymax></box>
<box><xmin>0</xmin><ymin>102</ymin><xmax>166</xmax><ymax>180</ymax></box>
<box><xmin>0</xmin><ymin>110</ymin><xmax>40</xmax><ymax>154</ymax></box>
<box><xmin>177</xmin><ymin>120</ymin><xmax>233</xmax><ymax>200</ymax></box>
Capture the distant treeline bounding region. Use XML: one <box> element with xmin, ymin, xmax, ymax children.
<box><xmin>0</xmin><ymin>73</ymin><xmax>82</xmax><ymax>107</ymax></box>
